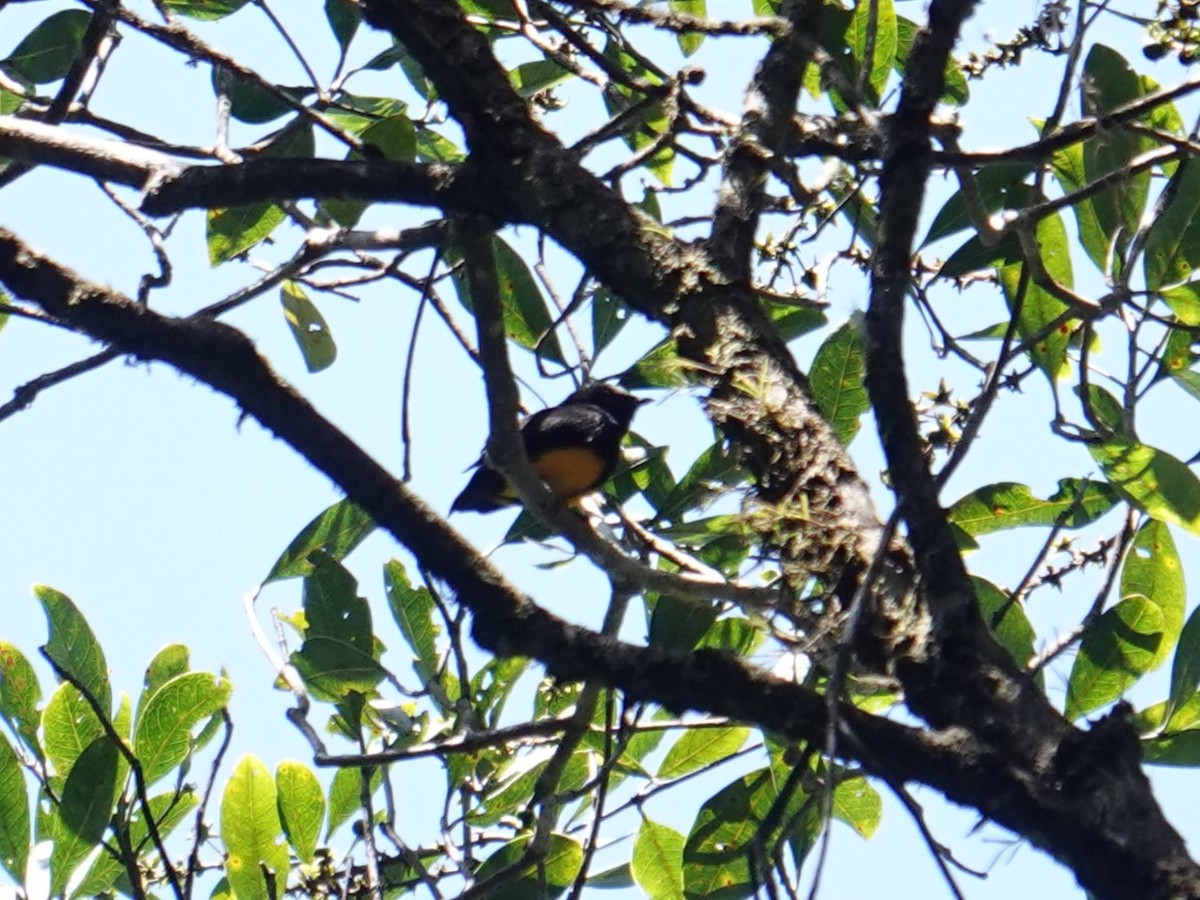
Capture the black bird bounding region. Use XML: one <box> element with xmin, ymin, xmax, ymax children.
<box><xmin>451</xmin><ymin>382</ymin><xmax>645</xmax><ymax>513</ymax></box>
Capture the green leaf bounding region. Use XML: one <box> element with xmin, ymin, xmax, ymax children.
<box><xmin>71</xmin><ymin>789</ymin><xmax>197</xmax><ymax>899</ymax></box>
<box><xmin>683</xmin><ymin>768</ymin><xmax>800</xmax><ymax>900</ymax></box>
<box><xmin>601</xmin><ymin>40</ymin><xmax>674</xmax><ymax>185</ymax></box>
<box><xmin>658</xmin><ymin>727</ymin><xmax>750</xmax><ymax>781</ymax></box>
<box><xmin>1144</xmin><ymin>159</ymin><xmax>1200</xmax><ymax>290</ymax></box>
<box><xmin>211</xmin><ymin>66</ymin><xmax>310</xmax><ymax>124</ymax></box>
<box><xmin>325</xmin><ymin>765</ymin><xmax>380</xmax><ymax>839</ymax></box>
<box><xmin>592</xmin><ymin>288</ymin><xmax>629</xmax><ymax>357</ymax></box>
<box><xmin>472</xmin><ymin>833</ymin><xmax>583</xmax><ymax>899</ymax></box>
<box><xmin>449</xmin><ymin>234</ymin><xmax>566</xmax><ymax>364</ymax></box>
<box><xmin>384</xmin><ymin>560</ymin><xmax>442</xmax><ymax>685</ymax></box>
<box><xmin>510</xmin><ymin>59</ymin><xmax>573</xmax><ymax>97</ymax></box>
<box><xmin>0</xmin><ymin>641</ymin><xmax>42</xmax><ymax>758</ymax></box>
<box><xmin>655</xmin><ymin>441</ymin><xmax>744</xmax><ymax>524</ymax></box>
<box><xmin>1076</xmin><ymin>384</ymin><xmax>1127</xmax><ymax>436</ymax></box>
<box><xmin>622</xmin><ymin>337</ymin><xmax>695</xmax><ymax>389</ymax></box>
<box><xmin>276</xmin><ymin>761</ymin><xmax>324</xmax><ymax>864</ymax></box>
<box><xmin>670</xmin><ymin>0</ymin><xmax>706</xmax><ymax>56</ymax></box>
<box><xmin>810</xmin><ymin>312</ymin><xmax>869</xmax><ymax>444</ymax></box>
<box><xmin>289</xmin><ymin>555</ymin><xmax>385</xmax><ymax>700</ymax></box>
<box><xmin>1160</xmin><ymin>283</ymin><xmax>1200</xmax><ymax>326</ymax></box>
<box><xmin>632</xmin><ymin>818</ymin><xmax>685</xmax><ymax>900</ymax></box>
<box><xmin>847</xmin><ymin>0</ymin><xmax>896</xmax><ymax>100</ymax></box>
<box><xmin>264</xmin><ymin>497</ymin><xmax>376</xmax><ymax>582</ymax></box>
<box><xmin>1050</xmin><ymin>140</ymin><xmax>1114</xmax><ymax>273</ymax></box>
<box><xmin>1065</xmin><ymin>596</ymin><xmax>1165</xmax><ymax>720</ymax></box>
<box><xmin>947</xmin><ymin>479</ymin><xmax>1118</xmax><ymax>536</ymax></box>
<box><xmin>997</xmin><ymin>213</ymin><xmax>1074</xmax><ymax>380</ymax></box>
<box><xmin>973</xmin><ymin>577</ymin><xmax>1040</xmax><ymax>684</ymax></box>
<box><xmin>1079</xmin><ymin>45</ymin><xmax>1150</xmax><ymax>269</ymax></box>
<box><xmin>923</xmin><ymin>163</ymin><xmax>1030</xmax><ymax>247</ymax></box>
<box><xmin>280</xmin><ymin>281</ymin><xmax>337</xmax><ymax>373</ymax></box>
<box><xmin>1122</xmin><ymin>521</ymin><xmax>1185</xmax><ymax>670</ymax></box>
<box><xmin>0</xmin><ymin>735</ymin><xmax>28</xmax><ymax>884</ymax></box>
<box><xmin>648</xmin><ymin>593</ymin><xmax>719</xmax><ymax>652</ymax></box>
<box><xmin>161</xmin><ymin>0</ymin><xmax>250</xmax><ymax>20</ymax></box>
<box><xmin>0</xmin><ymin>10</ymin><xmax>92</xmax><ymax>84</ymax></box>
<box><xmin>762</xmin><ymin>298</ymin><xmax>826</xmax><ymax>342</ymax></box>
<box><xmin>221</xmin><ymin>755</ymin><xmax>289</xmax><ymax>900</ymax></box>
<box><xmin>51</xmin><ymin>736</ymin><xmax>119</xmax><ymax>897</ymax></box>
<box><xmin>832</xmin><ymin>775</ymin><xmax>881</xmax><ymax>838</ymax></box>
<box><xmin>134</xmin><ymin>672</ymin><xmax>233</xmax><ymax>786</ymax></box>
<box><xmin>325</xmin><ymin>0</ymin><xmax>361</xmax><ymax>51</ymax></box>
<box><xmin>1142</xmin><ymin>729</ymin><xmax>1200</xmax><ymax>766</ymax></box>
<box><xmin>894</xmin><ymin>17</ymin><xmax>967</xmax><ymax>106</ymax></box>
<box><xmin>35</xmin><ymin>585</ymin><xmax>110</xmax><ymax>716</ymax></box>
<box><xmin>1090</xmin><ymin>439</ymin><xmax>1200</xmax><ymax>534</ymax></box>
<box><xmin>1169</xmin><ymin>605</ymin><xmax>1200</xmax><ymax>727</ymax></box>
<box><xmin>141</xmin><ymin>644</ymin><xmax>190</xmax><ymax>711</ymax></box>
<box><xmin>41</xmin><ymin>684</ymin><xmax>103</xmax><ymax>780</ymax></box>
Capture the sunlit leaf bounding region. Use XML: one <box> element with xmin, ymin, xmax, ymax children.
<box><xmin>1144</xmin><ymin>159</ymin><xmax>1200</xmax><ymax>290</ymax></box>
<box><xmin>810</xmin><ymin>312</ymin><xmax>868</xmax><ymax>444</ymax></box>
<box><xmin>276</xmin><ymin>761</ymin><xmax>324</xmax><ymax>864</ymax></box>
<box><xmin>1090</xmin><ymin>438</ymin><xmax>1200</xmax><ymax>535</ymax></box>
<box><xmin>0</xmin><ymin>735</ymin><xmax>28</xmax><ymax>884</ymax></box>
<box><xmin>161</xmin><ymin>0</ymin><xmax>249</xmax><ymax>20</ymax></box>
<box><xmin>632</xmin><ymin>818</ymin><xmax>685</xmax><ymax>900</ymax></box>
<box><xmin>35</xmin><ymin>585</ymin><xmax>110</xmax><ymax>716</ymax></box>
<box><xmin>670</xmin><ymin>0</ymin><xmax>707</xmax><ymax>56</ymax></box>
<box><xmin>1065</xmin><ymin>596</ymin><xmax>1165</xmax><ymax>720</ymax></box>
<box><xmin>134</xmin><ymin>672</ymin><xmax>233</xmax><ymax>785</ymax></box>
<box><xmin>973</xmin><ymin>577</ymin><xmax>1040</xmax><ymax>687</ymax></box>
<box><xmin>658</xmin><ymin>727</ymin><xmax>750</xmax><ymax>780</ymax></box>
<box><xmin>947</xmin><ymin>479</ymin><xmax>1119</xmax><ymax>536</ymax></box>
<box><xmin>996</xmin><ymin>213</ymin><xmax>1074</xmax><ymax>380</ymax></box>
<box><xmin>847</xmin><ymin>0</ymin><xmax>896</xmax><ymax>100</ymax></box>
<box><xmin>264</xmin><ymin>497</ymin><xmax>376</xmax><ymax>583</ymax></box>
<box><xmin>221</xmin><ymin>755</ymin><xmax>289</xmax><ymax>900</ymax></box>
<box><xmin>832</xmin><ymin>775</ymin><xmax>881</xmax><ymax>838</ymax></box>
<box><xmin>51</xmin><ymin>736</ymin><xmax>119</xmax><ymax>897</ymax></box>
<box><xmin>281</xmin><ymin>281</ymin><xmax>337</xmax><ymax>373</ymax></box>
<box><xmin>0</xmin><ymin>641</ymin><xmax>42</xmax><ymax>758</ymax></box>
<box><xmin>384</xmin><ymin>560</ymin><xmax>442</xmax><ymax>685</ymax></box>
<box><xmin>472</xmin><ymin>833</ymin><xmax>583</xmax><ymax>899</ymax></box>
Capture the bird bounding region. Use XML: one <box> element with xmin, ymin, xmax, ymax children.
<box><xmin>451</xmin><ymin>382</ymin><xmax>646</xmax><ymax>514</ymax></box>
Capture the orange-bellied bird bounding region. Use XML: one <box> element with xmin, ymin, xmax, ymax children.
<box><xmin>451</xmin><ymin>382</ymin><xmax>646</xmax><ymax>514</ymax></box>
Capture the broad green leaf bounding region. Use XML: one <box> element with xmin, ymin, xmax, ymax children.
<box><xmin>289</xmin><ymin>555</ymin><xmax>385</xmax><ymax>700</ymax></box>
<box><xmin>1090</xmin><ymin>439</ymin><xmax>1200</xmax><ymax>534</ymax></box>
<box><xmin>325</xmin><ymin>0</ymin><xmax>361</xmax><ymax>51</ymax></box>
<box><xmin>0</xmin><ymin>735</ymin><xmax>28</xmax><ymax>883</ymax></box>
<box><xmin>0</xmin><ymin>641</ymin><xmax>42</xmax><ymax>757</ymax></box>
<box><xmin>763</xmin><ymin>298</ymin><xmax>826</xmax><ymax>342</ymax></box>
<box><xmin>1122</xmin><ymin>521</ymin><xmax>1184</xmax><ymax>671</ymax></box>
<box><xmin>632</xmin><ymin>818</ymin><xmax>685</xmax><ymax>900</ymax></box>
<box><xmin>592</xmin><ymin>288</ymin><xmax>629</xmax><ymax>357</ymax></box>
<box><xmin>847</xmin><ymin>0</ymin><xmax>897</xmax><ymax>100</ymax></box>
<box><xmin>947</xmin><ymin>479</ymin><xmax>1118</xmax><ymax>536</ymax></box>
<box><xmin>207</xmin><ymin>122</ymin><xmax>313</xmax><ymax>265</ymax></box>
<box><xmin>670</xmin><ymin>0</ymin><xmax>707</xmax><ymax>56</ymax></box>
<box><xmin>1169</xmin><ymin>605</ymin><xmax>1200</xmax><ymax>727</ymax></box>
<box><xmin>71</xmin><ymin>788</ymin><xmax>198</xmax><ymax>898</ymax></box>
<box><xmin>1142</xmin><ymin>730</ymin><xmax>1200</xmax><ymax>766</ymax></box>
<box><xmin>280</xmin><ymin>281</ymin><xmax>337</xmax><ymax>373</ymax></box>
<box><xmin>1144</xmin><ymin>159</ymin><xmax>1200</xmax><ymax>290</ymax></box>
<box><xmin>658</xmin><ymin>727</ymin><xmax>750</xmax><ymax>781</ymax></box>
<box><xmin>589</xmin><ymin>864</ymin><xmax>635</xmax><ymax>888</ymax></box>
<box><xmin>0</xmin><ymin>11</ymin><xmax>92</xmax><ymax>84</ymax></box>
<box><xmin>623</xmin><ymin>337</ymin><xmax>696</xmax><ymax>389</ymax></box>
<box><xmin>1079</xmin><ymin>45</ymin><xmax>1150</xmax><ymax>269</ymax></box>
<box><xmin>1050</xmin><ymin>141</ymin><xmax>1113</xmax><ymax>273</ymax></box>
<box><xmin>810</xmin><ymin>312</ymin><xmax>868</xmax><ymax>444</ymax></box>
<box><xmin>161</xmin><ymin>0</ymin><xmax>249</xmax><ymax>20</ymax></box>
<box><xmin>1075</xmin><ymin>384</ymin><xmax>1127</xmax><ymax>436</ymax></box>
<box><xmin>449</xmin><ymin>235</ymin><xmax>566</xmax><ymax>364</ymax></box>
<box><xmin>211</xmin><ymin>66</ymin><xmax>310</xmax><ymax>124</ymax></box>
<box><xmin>264</xmin><ymin>497</ymin><xmax>376</xmax><ymax>582</ymax></box>
<box><xmin>36</xmin><ymin>585</ymin><xmax>110</xmax><ymax>716</ymax></box>
<box><xmin>221</xmin><ymin>756</ymin><xmax>288</xmax><ymax>900</ymax></box>
<box><xmin>326</xmin><ymin>765</ymin><xmax>381</xmax><ymax>839</ymax></box>
<box><xmin>832</xmin><ymin>775</ymin><xmax>881</xmax><ymax>838</ymax></box>
<box><xmin>510</xmin><ymin>59</ymin><xmax>573</xmax><ymax>97</ymax></box>
<box><xmin>683</xmin><ymin>768</ymin><xmax>800</xmax><ymax>900</ymax></box>
<box><xmin>973</xmin><ymin>577</ymin><xmax>1040</xmax><ymax>686</ymax></box>
<box><xmin>1160</xmin><ymin>283</ymin><xmax>1200</xmax><ymax>326</ymax></box>
<box><xmin>141</xmin><ymin>644</ymin><xmax>190</xmax><ymax>711</ymax></box>
<box><xmin>472</xmin><ymin>833</ymin><xmax>583</xmax><ymax>899</ymax></box>
<box><xmin>601</xmin><ymin>40</ymin><xmax>674</xmax><ymax>184</ymax></box>
<box><xmin>42</xmin><ymin>683</ymin><xmax>103</xmax><ymax>781</ymax></box>
<box><xmin>1065</xmin><ymin>596</ymin><xmax>1165</xmax><ymax>720</ymax></box>
<box><xmin>654</xmin><ymin>441</ymin><xmax>744</xmax><ymax>524</ymax></box>
<box><xmin>997</xmin><ymin>213</ymin><xmax>1074</xmax><ymax>380</ymax></box>
<box><xmin>134</xmin><ymin>673</ymin><xmax>233</xmax><ymax>785</ymax></box>
<box><xmin>647</xmin><ymin>593</ymin><xmax>719</xmax><ymax>652</ymax></box>
<box><xmin>923</xmin><ymin>163</ymin><xmax>1030</xmax><ymax>247</ymax></box>
<box><xmin>276</xmin><ymin>761</ymin><xmax>324</xmax><ymax>864</ymax></box>
<box><xmin>51</xmin><ymin>736</ymin><xmax>119</xmax><ymax>897</ymax></box>
<box><xmin>384</xmin><ymin>560</ymin><xmax>442</xmax><ymax>685</ymax></box>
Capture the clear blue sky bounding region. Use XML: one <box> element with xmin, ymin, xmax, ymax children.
<box><xmin>2</xmin><ymin>2</ymin><xmax>1196</xmax><ymax>897</ymax></box>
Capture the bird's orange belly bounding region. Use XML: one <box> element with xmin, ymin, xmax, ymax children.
<box><xmin>533</xmin><ymin>447</ymin><xmax>608</xmax><ymax>499</ymax></box>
